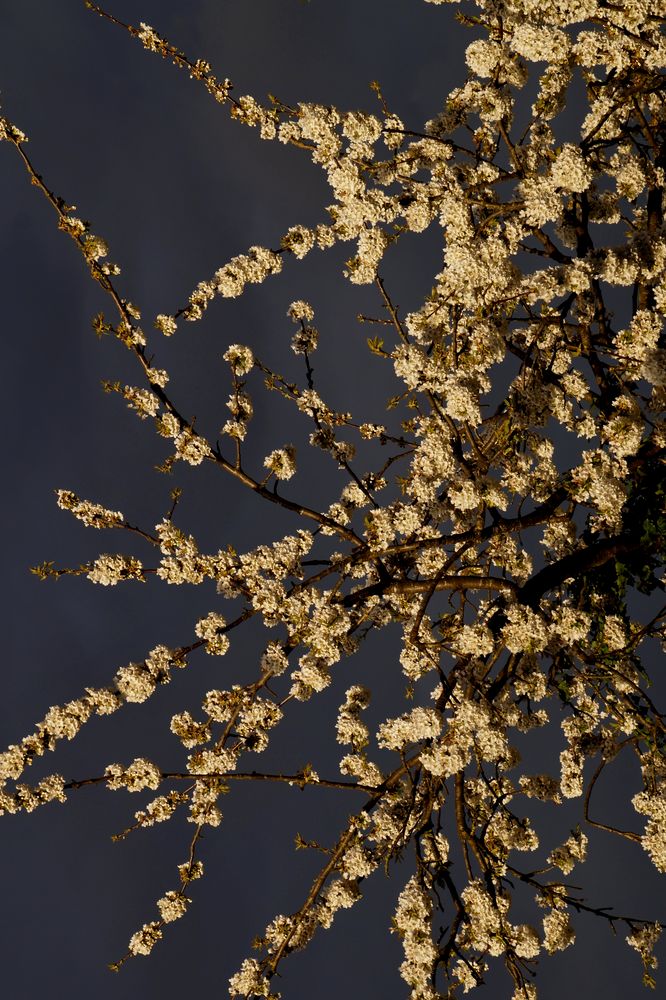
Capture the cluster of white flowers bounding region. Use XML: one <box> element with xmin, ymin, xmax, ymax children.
<box><xmin>154</xmin><ymin>313</ymin><xmax>178</xmax><ymax>336</ymax></box>
<box><xmin>87</xmin><ymin>553</ymin><xmax>144</xmax><ymax>585</ymax></box>
<box><xmin>0</xmin><ymin>116</ymin><xmax>28</xmax><ymax>143</ymax></box>
<box><xmin>229</xmin><ymin>958</ymin><xmax>276</xmax><ymax>999</ymax></box>
<box><xmin>194</xmin><ymin>611</ymin><xmax>230</xmax><ymax>656</ymax></box>
<box><xmin>115</xmin><ymin>645</ymin><xmax>179</xmax><ymax>703</ymax></box>
<box><xmin>186</xmin><ymin>247</ymin><xmax>282</xmax><ymax>320</ymax></box>
<box><xmin>56</xmin><ymin>489</ymin><xmax>124</xmax><ymax>529</ymax></box>
<box><xmin>633</xmin><ymin>755</ymin><xmax>666</xmax><ymax>873</ymax></box>
<box><xmin>223</xmin><ymin>343</ymin><xmax>254</xmax><ymax>376</ymax></box>
<box><xmin>263</xmin><ymin>446</ymin><xmax>297</xmax><ymax>481</ymax></box>
<box><xmin>230</xmin><ymin>95</ymin><xmax>278</xmax><ymax>140</ymax></box>
<box><xmin>519</xmin><ymin>773</ymin><xmax>561</xmax><ymax>803</ymax></box>
<box><xmin>170</xmin><ymin>710</ymin><xmax>210</xmax><ymax>749</ymax></box>
<box><xmin>542</xmin><ymin>908</ymin><xmax>575</xmax><ymax>954</ymax></box>
<box><xmin>288</xmin><ymin>302</ymin><xmax>319</xmax><ymax>354</ymax></box>
<box><xmin>122</xmin><ymin>385</ymin><xmax>160</xmax><ymax>420</ymax></box>
<box><xmin>188</xmin><ymin>779</ymin><xmax>224</xmax><ymax>827</ymax></box>
<box><xmin>377</xmin><ymin>707</ymin><xmax>441</xmax><ymax>751</ymax></box>
<box><xmin>336</xmin><ymin>685</ymin><xmax>371</xmax><ymax>750</ymax></box>
<box><xmin>136</xmin><ymin>22</ymin><xmax>162</xmax><ymax>53</ymax></box>
<box><xmin>157</xmin><ymin>890</ymin><xmax>189</xmax><ymax>923</ymax></box>
<box><xmin>287</xmin><ymin>299</ymin><xmax>314</xmax><ymax>322</ymax></box>
<box><xmin>174</xmin><ymin>427</ymin><xmax>211</xmax><ymax>466</ymax></box>
<box><xmin>281</xmin><ymin>224</ymin><xmax>315</xmax><ymax>259</ymax></box>
<box><xmin>393</xmin><ymin>876</ymin><xmax>438</xmax><ymax>997</ymax></box>
<box><xmin>131</xmin><ymin>791</ymin><xmax>188</xmax><ymax>832</ymax></box>
<box><xmin>155</xmin><ymin>518</ymin><xmax>215</xmax><ymax>585</ymax></box>
<box><xmin>626</xmin><ymin>922</ymin><xmax>662</xmax><ymax>977</ymax></box>
<box><xmin>548</xmin><ymin>828</ymin><xmax>588</xmax><ymax>875</ymax></box>
<box><xmin>105</xmin><ymin>757</ymin><xmax>162</xmax><ymax>793</ymax></box>
<box><xmin>0</xmin><ymin>773</ymin><xmax>67</xmax><ymax>816</ymax></box>
<box><xmin>146</xmin><ymin>366</ymin><xmax>169</xmax><ymax>388</ymax></box>
<box><xmin>128</xmin><ymin>921</ymin><xmax>162</xmax><ymax>957</ymax></box>
<box><xmin>502</xmin><ymin>605</ymin><xmax>550</xmax><ymax>654</ymax></box>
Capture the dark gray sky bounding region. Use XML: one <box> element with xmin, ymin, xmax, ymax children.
<box><xmin>1</xmin><ymin>2</ymin><xmax>663</xmax><ymax>998</ymax></box>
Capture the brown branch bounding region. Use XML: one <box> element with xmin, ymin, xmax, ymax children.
<box><xmin>517</xmin><ymin>534</ymin><xmax>642</xmax><ymax>609</ymax></box>
<box><xmin>583</xmin><ymin>757</ymin><xmax>641</xmax><ymax>844</ymax></box>
<box><xmin>265</xmin><ymin>751</ymin><xmax>422</xmax><ymax>977</ymax></box>
<box><xmin>505</xmin><ymin>860</ymin><xmax>665</xmax><ymax>930</ymax></box>
<box><xmin>65</xmin><ymin>770</ymin><xmax>374</xmax><ymax>793</ymax></box>
<box><xmin>10</xmin><ymin>132</ymin><xmax>361</xmax><ymax>545</ymax></box>
<box><xmin>377</xmin><ymin>485</ymin><xmax>569</xmax><ymax>560</ymax></box>
<box><xmin>342</xmin><ymin>573</ymin><xmax>518</xmax><ymax>608</ymax></box>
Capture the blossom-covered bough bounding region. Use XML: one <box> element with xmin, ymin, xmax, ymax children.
<box><xmin>2</xmin><ymin>0</ymin><xmax>666</xmax><ymax>995</ymax></box>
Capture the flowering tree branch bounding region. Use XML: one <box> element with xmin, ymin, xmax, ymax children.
<box><xmin>2</xmin><ymin>0</ymin><xmax>666</xmax><ymax>996</ymax></box>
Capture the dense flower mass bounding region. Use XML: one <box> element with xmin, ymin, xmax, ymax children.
<box><xmin>2</xmin><ymin>0</ymin><xmax>666</xmax><ymax>996</ymax></box>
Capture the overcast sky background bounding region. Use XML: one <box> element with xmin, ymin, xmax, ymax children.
<box><xmin>1</xmin><ymin>2</ymin><xmax>664</xmax><ymax>998</ymax></box>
